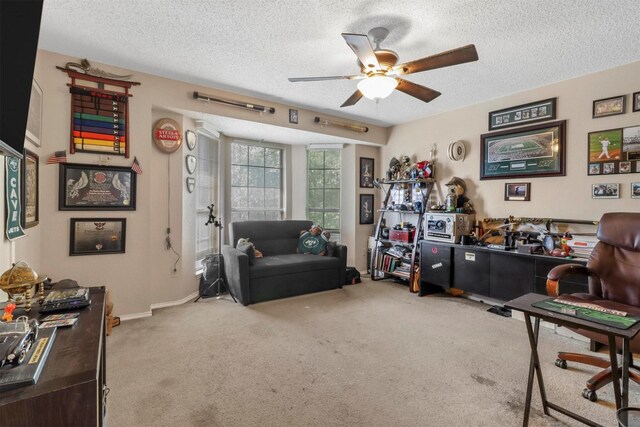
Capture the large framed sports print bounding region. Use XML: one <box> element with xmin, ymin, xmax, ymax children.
<box><xmin>480</xmin><ymin>120</ymin><xmax>566</xmax><ymax>180</ymax></box>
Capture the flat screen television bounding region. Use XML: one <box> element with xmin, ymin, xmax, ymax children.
<box><xmin>0</xmin><ymin>0</ymin><xmax>44</xmax><ymax>160</ymax></box>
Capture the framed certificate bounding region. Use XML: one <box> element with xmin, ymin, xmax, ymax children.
<box><xmin>70</xmin><ymin>218</ymin><xmax>126</xmax><ymax>255</ymax></box>
<box><xmin>59</xmin><ymin>163</ymin><xmax>136</xmax><ymax>210</ymax></box>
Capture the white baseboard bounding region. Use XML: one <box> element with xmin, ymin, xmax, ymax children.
<box><xmin>150</xmin><ymin>291</ymin><xmax>199</xmax><ymax>310</ymax></box>
<box><xmin>118</xmin><ymin>291</ymin><xmax>199</xmax><ymax>322</ymax></box>
<box><xmin>119</xmin><ymin>311</ymin><xmax>152</xmax><ymax>322</ymax></box>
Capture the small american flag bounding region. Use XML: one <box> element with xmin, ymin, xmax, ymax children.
<box><xmin>46</xmin><ymin>150</ymin><xmax>67</xmax><ymax>164</ymax></box>
<box><xmin>131</xmin><ymin>156</ymin><xmax>143</xmax><ymax>174</ymax></box>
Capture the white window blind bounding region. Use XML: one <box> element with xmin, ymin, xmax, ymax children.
<box><xmin>195</xmin><ymin>133</ymin><xmax>218</xmax><ymax>267</ymax></box>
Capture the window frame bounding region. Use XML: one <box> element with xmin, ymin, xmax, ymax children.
<box><xmin>229</xmin><ymin>139</ymin><xmax>285</xmax><ymax>222</ymax></box>
<box><xmin>306</xmin><ymin>148</ymin><xmax>341</xmax><ymax>241</ymax></box>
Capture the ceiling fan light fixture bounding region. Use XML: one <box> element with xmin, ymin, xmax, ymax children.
<box><xmin>357</xmin><ymin>75</ymin><xmax>398</xmax><ymax>101</ymax></box>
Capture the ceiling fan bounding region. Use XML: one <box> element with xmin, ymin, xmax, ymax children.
<box><xmin>288</xmin><ymin>27</ymin><xmax>478</xmax><ymax>107</ymax></box>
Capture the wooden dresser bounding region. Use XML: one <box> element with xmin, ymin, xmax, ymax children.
<box><xmin>0</xmin><ymin>287</ymin><xmax>106</xmax><ymax>426</ymax></box>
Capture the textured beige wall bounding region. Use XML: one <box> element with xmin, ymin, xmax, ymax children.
<box><xmin>354</xmin><ymin>145</ymin><xmax>381</xmax><ymax>271</ymax></box>
<box><xmin>3</xmin><ymin>50</ymin><xmax>637</xmax><ymax>315</ymax></box>
<box><xmin>382</xmin><ymin>60</ymin><xmax>640</xmax><ymax>222</ymax></box>
<box><xmin>0</xmin><ymin>50</ymin><xmax>387</xmax><ymax>316</ymax></box>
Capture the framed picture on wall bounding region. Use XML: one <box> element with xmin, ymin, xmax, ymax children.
<box><xmin>592</xmin><ymin>183</ymin><xmax>619</xmax><ymax>199</ymax></box>
<box><xmin>480</xmin><ymin>120</ymin><xmax>566</xmax><ymax>180</ymax></box>
<box><xmin>289</xmin><ymin>109</ymin><xmax>298</xmax><ymax>124</ymax></box>
<box><xmin>360</xmin><ymin>157</ymin><xmax>374</xmax><ymax>188</ymax></box>
<box><xmin>593</xmin><ymin>95</ymin><xmax>625</xmax><ymax>118</ymax></box>
<box><xmin>359</xmin><ymin>194</ymin><xmax>374</xmax><ymax>224</ymax></box>
<box><xmin>25</xmin><ymin>79</ymin><xmax>42</xmax><ymax>147</ymax></box>
<box><xmin>488</xmin><ymin>98</ymin><xmax>556</xmax><ymax>131</ymax></box>
<box><xmin>586</xmin><ymin>128</ymin><xmax>640</xmax><ymax>175</ymax></box>
<box><xmin>632</xmin><ymin>92</ymin><xmax>640</xmax><ymax>112</ymax></box>
<box><xmin>21</xmin><ymin>149</ymin><xmax>39</xmax><ymax>228</ymax></box>
<box><xmin>504</xmin><ymin>182</ymin><xmax>530</xmax><ymax>201</ymax></box>
<box><xmin>59</xmin><ymin>163</ymin><xmax>137</xmax><ymax>210</ymax></box>
<box><xmin>632</xmin><ymin>182</ymin><xmax>640</xmax><ymax>198</ymax></box>
<box><xmin>70</xmin><ymin>218</ymin><xmax>126</xmax><ymax>255</ymax></box>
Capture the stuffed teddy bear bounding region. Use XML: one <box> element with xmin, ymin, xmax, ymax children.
<box><xmin>237</xmin><ymin>238</ymin><xmax>263</xmax><ymax>258</ymax></box>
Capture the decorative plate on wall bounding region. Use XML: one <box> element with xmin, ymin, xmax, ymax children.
<box><xmin>447</xmin><ymin>140</ymin><xmax>466</xmax><ymax>162</ymax></box>
<box><xmin>186</xmin><ymin>177</ymin><xmax>195</xmax><ymax>193</ymax></box>
<box><xmin>185</xmin><ymin>130</ymin><xmax>197</xmax><ymax>151</ymax></box>
<box><xmin>152</xmin><ymin>118</ymin><xmax>182</xmax><ymax>153</ymax></box>
<box><xmin>186</xmin><ymin>155</ymin><xmax>197</xmax><ymax>175</ymax></box>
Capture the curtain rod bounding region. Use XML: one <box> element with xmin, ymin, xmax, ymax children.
<box><xmin>193</xmin><ymin>91</ymin><xmax>275</xmax><ymax>114</ymax></box>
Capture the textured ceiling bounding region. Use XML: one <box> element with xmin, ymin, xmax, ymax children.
<box><xmin>39</xmin><ymin>0</ymin><xmax>640</xmax><ymax>131</ymax></box>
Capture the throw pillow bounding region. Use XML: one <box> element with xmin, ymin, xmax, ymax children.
<box><xmin>236</xmin><ymin>238</ymin><xmax>256</xmax><ymax>265</ymax></box>
<box><xmin>298</xmin><ymin>230</ymin><xmax>328</xmax><ymax>255</ymax></box>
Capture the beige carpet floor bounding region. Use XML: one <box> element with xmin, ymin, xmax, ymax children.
<box><xmin>105</xmin><ymin>278</ymin><xmax>636</xmax><ymax>426</ymax></box>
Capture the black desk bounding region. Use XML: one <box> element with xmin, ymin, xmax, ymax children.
<box><xmin>0</xmin><ymin>287</ymin><xmax>106</xmax><ymax>426</ymax></box>
<box><xmin>505</xmin><ymin>293</ymin><xmax>640</xmax><ymax>427</ymax></box>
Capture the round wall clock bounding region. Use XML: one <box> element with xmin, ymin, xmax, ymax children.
<box><xmin>185</xmin><ymin>130</ymin><xmax>197</xmax><ymax>151</ymax></box>
<box><xmin>152</xmin><ymin>118</ymin><xmax>182</xmax><ymax>153</ymax></box>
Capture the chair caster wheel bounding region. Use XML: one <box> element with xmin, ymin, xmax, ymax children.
<box><xmin>582</xmin><ymin>388</ymin><xmax>597</xmax><ymax>402</ymax></box>
<box><xmin>555</xmin><ymin>359</ymin><xmax>567</xmax><ymax>369</ymax></box>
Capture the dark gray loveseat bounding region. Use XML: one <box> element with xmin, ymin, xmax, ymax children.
<box><xmin>221</xmin><ymin>220</ymin><xmax>347</xmax><ymax>306</ymax></box>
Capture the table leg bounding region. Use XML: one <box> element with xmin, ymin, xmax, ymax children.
<box><xmin>608</xmin><ymin>335</ymin><xmax>622</xmax><ymax>409</ymax></box>
<box><xmin>622</xmin><ymin>338</ymin><xmax>630</xmax><ymax>409</ymax></box>
<box><xmin>523</xmin><ymin>314</ymin><xmax>549</xmax><ymax>427</ymax></box>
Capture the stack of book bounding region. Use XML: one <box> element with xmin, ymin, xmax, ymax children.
<box><xmin>393</xmin><ymin>263</ymin><xmax>411</xmax><ymax>278</ymax></box>
<box><xmin>567</xmin><ymin>236</ymin><xmax>598</xmax><ymax>258</ymax></box>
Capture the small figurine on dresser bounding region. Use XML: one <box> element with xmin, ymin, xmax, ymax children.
<box><xmin>2</xmin><ymin>302</ymin><xmax>16</xmax><ymax>322</ymax></box>
<box><xmin>445</xmin><ymin>177</ymin><xmax>474</xmax><ymax>213</ymax></box>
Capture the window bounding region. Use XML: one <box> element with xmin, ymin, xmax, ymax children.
<box><xmin>307</xmin><ymin>149</ymin><xmax>341</xmax><ymax>241</ymax></box>
<box><xmin>195</xmin><ymin>132</ymin><xmax>218</xmax><ymax>267</ymax></box>
<box><xmin>230</xmin><ymin>141</ymin><xmax>283</xmax><ymax>222</ymax></box>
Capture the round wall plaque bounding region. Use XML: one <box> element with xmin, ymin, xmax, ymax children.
<box><xmin>152</xmin><ymin>118</ymin><xmax>183</xmax><ymax>153</ymax></box>
<box><xmin>447</xmin><ymin>140</ymin><xmax>466</xmax><ymax>162</ymax></box>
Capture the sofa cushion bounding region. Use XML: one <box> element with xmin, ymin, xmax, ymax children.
<box><xmin>230</xmin><ymin>220</ymin><xmax>313</xmax><ymax>256</ymax></box>
<box><xmin>326</xmin><ymin>241</ymin><xmax>335</xmax><ymax>257</ymax></box>
<box><xmin>249</xmin><ymin>254</ymin><xmax>341</xmax><ymax>279</ymax></box>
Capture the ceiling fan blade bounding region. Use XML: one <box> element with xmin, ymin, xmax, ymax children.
<box><xmin>342</xmin><ymin>33</ymin><xmax>380</xmax><ymax>71</ymax></box>
<box><xmin>392</xmin><ymin>44</ymin><xmax>479</xmax><ymax>75</ymax></box>
<box><xmin>395</xmin><ymin>78</ymin><xmax>441</xmax><ymax>103</ymax></box>
<box><xmin>288</xmin><ymin>75</ymin><xmax>361</xmax><ymax>82</ymax></box>
<box><xmin>340</xmin><ymin>90</ymin><xmax>364</xmax><ymax>107</ymax></box>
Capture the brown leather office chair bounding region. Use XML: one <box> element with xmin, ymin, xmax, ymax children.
<box><xmin>546</xmin><ymin>212</ymin><xmax>640</xmax><ymax>402</ymax></box>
